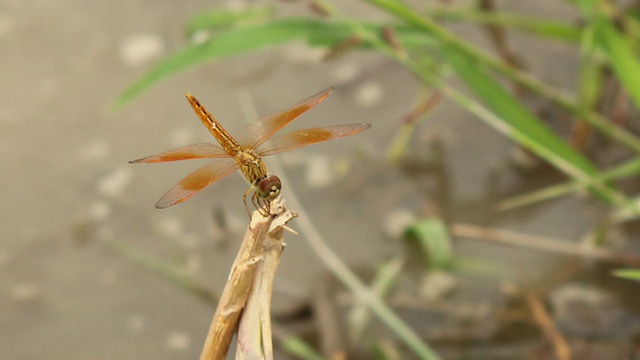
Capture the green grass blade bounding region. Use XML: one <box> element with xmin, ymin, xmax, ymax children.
<box><xmin>440</xmin><ymin>46</ymin><xmax>640</xmax><ymax>212</ymax></box>
<box><xmin>114</xmin><ymin>18</ymin><xmax>434</xmax><ymax>108</ymax></box>
<box><xmin>404</xmin><ymin>217</ymin><xmax>453</xmax><ymax>269</ymax></box>
<box><xmin>577</xmin><ymin>18</ymin><xmax>602</xmax><ymax>115</ymax></box>
<box><xmin>429</xmin><ymin>8</ymin><xmax>581</xmax><ymax>43</ymax></box>
<box><xmin>364</xmin><ymin>0</ymin><xmax>640</xmax><ymax>154</ymax></box>
<box><xmin>280</xmin><ymin>335</ymin><xmax>325</xmax><ymax>360</ymax></box>
<box><xmin>115</xmin><ymin>20</ymin><xmax>316</xmax><ymax>108</ymax></box>
<box><xmin>363</xmin><ymin>0</ymin><xmax>640</xmax><ymax>210</ymax></box>
<box><xmin>499</xmin><ymin>156</ymin><xmax>640</xmax><ymax>210</ymax></box>
<box><xmin>440</xmin><ymin>45</ymin><xmax>606</xmax><ymax>190</ymax></box>
<box><xmin>613</xmin><ymin>269</ymin><xmax>640</xmax><ymax>281</ymax></box>
<box><xmin>185</xmin><ymin>5</ymin><xmax>275</xmax><ymax>36</ymax></box>
<box><xmin>593</xmin><ymin>12</ymin><xmax>640</xmax><ymax>112</ymax></box>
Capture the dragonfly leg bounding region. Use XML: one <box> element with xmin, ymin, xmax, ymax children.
<box><xmin>242</xmin><ymin>186</ymin><xmax>254</xmax><ymax>219</ymax></box>
<box><xmin>243</xmin><ymin>185</ymin><xmax>271</xmax><ymax>218</ymax></box>
<box><xmin>251</xmin><ymin>192</ymin><xmax>271</xmax><ymax>217</ymax></box>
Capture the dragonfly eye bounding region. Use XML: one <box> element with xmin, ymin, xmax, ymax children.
<box><xmin>255</xmin><ymin>175</ymin><xmax>282</xmax><ymax>200</ymax></box>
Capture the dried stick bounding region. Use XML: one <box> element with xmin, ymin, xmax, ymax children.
<box><xmin>199</xmin><ymin>199</ymin><xmax>295</xmax><ymax>360</ymax></box>
<box><xmin>525</xmin><ymin>289</ymin><xmax>572</xmax><ymax>360</ymax></box>
<box><xmin>236</xmin><ymin>207</ymin><xmax>291</xmax><ymax>359</ymax></box>
<box><xmin>451</xmin><ymin>223</ymin><xmax>640</xmax><ymax>266</ymax></box>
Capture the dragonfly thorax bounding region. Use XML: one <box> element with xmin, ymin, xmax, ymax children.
<box><xmin>237</xmin><ymin>150</ymin><xmax>268</xmax><ymax>184</ymax></box>
<box><xmin>254</xmin><ymin>175</ymin><xmax>282</xmax><ymax>200</ymax></box>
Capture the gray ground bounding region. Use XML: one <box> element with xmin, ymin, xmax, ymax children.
<box><xmin>2</xmin><ymin>1</ymin><xmax>597</xmax><ymax>358</ymax></box>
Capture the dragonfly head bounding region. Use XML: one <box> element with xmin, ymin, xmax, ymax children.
<box><xmin>255</xmin><ymin>175</ymin><xmax>282</xmax><ymax>200</ymax></box>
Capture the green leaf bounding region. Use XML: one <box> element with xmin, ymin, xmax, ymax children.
<box><xmin>365</xmin><ymin>0</ymin><xmax>640</xmax><ymax>155</ymax></box>
<box><xmin>499</xmin><ymin>156</ymin><xmax>640</xmax><ymax>210</ymax></box>
<box><xmin>185</xmin><ymin>5</ymin><xmax>275</xmax><ymax>36</ymax></box>
<box><xmin>593</xmin><ymin>11</ymin><xmax>640</xmax><ymax>112</ymax></box>
<box><xmin>114</xmin><ymin>18</ymin><xmax>434</xmax><ymax>108</ymax></box>
<box><xmin>404</xmin><ymin>217</ymin><xmax>453</xmax><ymax>269</ymax></box>
<box><xmin>428</xmin><ymin>8</ymin><xmax>581</xmax><ymax>43</ymax></box>
<box><xmin>613</xmin><ymin>269</ymin><xmax>640</xmax><ymax>281</ymax></box>
<box><xmin>116</xmin><ymin>20</ymin><xmax>317</xmax><ymax>108</ymax></box>
<box><xmin>361</xmin><ymin>1</ymin><xmax>601</xmax><ymax>181</ymax></box>
<box><xmin>280</xmin><ymin>334</ymin><xmax>325</xmax><ymax>360</ymax></box>
<box><xmin>439</xmin><ymin>44</ymin><xmax>625</xmax><ymax>205</ymax></box>
<box><xmin>577</xmin><ymin>19</ymin><xmax>602</xmax><ymax>113</ymax></box>
<box><xmin>453</xmin><ymin>256</ymin><xmax>506</xmax><ymax>277</ymax></box>
<box><xmin>362</xmin><ymin>0</ymin><xmax>639</xmax><ymax>211</ymax></box>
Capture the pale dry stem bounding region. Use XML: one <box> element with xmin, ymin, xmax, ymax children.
<box><xmin>199</xmin><ymin>199</ymin><xmax>295</xmax><ymax>360</ymax></box>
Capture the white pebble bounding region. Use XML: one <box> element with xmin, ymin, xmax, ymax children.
<box><xmin>77</xmin><ymin>140</ymin><xmax>110</xmax><ymax>162</ymax></box>
<box><xmin>166</xmin><ymin>331</ymin><xmax>191</xmax><ymax>350</ymax></box>
<box><xmin>11</xmin><ymin>283</ymin><xmax>42</xmax><ymax>302</ymax></box>
<box><xmin>420</xmin><ymin>271</ymin><xmax>457</xmax><ymax>302</ymax></box>
<box><xmin>383</xmin><ymin>208</ymin><xmax>416</xmax><ymax>238</ymax></box>
<box><xmin>127</xmin><ymin>314</ymin><xmax>146</xmax><ymax>332</ymax></box>
<box><xmin>98</xmin><ymin>167</ymin><xmax>133</xmax><ymax>197</ymax></box>
<box><xmin>305</xmin><ymin>155</ymin><xmax>334</xmax><ymax>189</ymax></box>
<box><xmin>89</xmin><ymin>201</ymin><xmax>112</xmax><ymax>221</ymax></box>
<box><xmin>156</xmin><ymin>216</ymin><xmax>183</xmax><ymax>238</ymax></box>
<box><xmin>169</xmin><ymin>128</ymin><xmax>196</xmax><ymax>148</ymax></box>
<box><xmin>190</xmin><ymin>30</ymin><xmax>210</xmax><ymax>45</ymax></box>
<box><xmin>353</xmin><ymin>81</ymin><xmax>384</xmax><ymax>108</ymax></box>
<box><xmin>331</xmin><ymin>62</ymin><xmax>361</xmax><ymax>84</ymax></box>
<box><xmin>119</xmin><ymin>33</ymin><xmax>166</xmax><ymax>68</ymax></box>
<box><xmin>283</xmin><ymin>43</ymin><xmax>326</xmax><ymax>64</ymax></box>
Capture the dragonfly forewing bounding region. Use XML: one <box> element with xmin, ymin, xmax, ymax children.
<box><xmin>236</xmin><ymin>87</ymin><xmax>334</xmax><ymax>150</ymax></box>
<box><xmin>257</xmin><ymin>123</ymin><xmax>371</xmax><ymax>157</ymax></box>
<box><xmin>129</xmin><ymin>143</ymin><xmax>228</xmax><ymax>164</ymax></box>
<box><xmin>155</xmin><ymin>158</ymin><xmax>239</xmax><ymax>208</ymax></box>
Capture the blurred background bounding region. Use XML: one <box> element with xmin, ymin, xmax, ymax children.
<box><xmin>3</xmin><ymin>0</ymin><xmax>640</xmax><ymax>359</ymax></box>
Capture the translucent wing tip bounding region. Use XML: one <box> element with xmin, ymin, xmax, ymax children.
<box><xmin>129</xmin><ymin>157</ymin><xmax>148</xmax><ymax>164</ymax></box>
<box><xmin>154</xmin><ymin>188</ymin><xmax>192</xmax><ymax>209</ymax></box>
<box><xmin>317</xmin><ymin>86</ymin><xmax>334</xmax><ymax>102</ymax></box>
<box><xmin>155</xmin><ymin>198</ymin><xmax>178</xmax><ymax>209</ymax></box>
<box><xmin>339</xmin><ymin>123</ymin><xmax>372</xmax><ymax>135</ymax></box>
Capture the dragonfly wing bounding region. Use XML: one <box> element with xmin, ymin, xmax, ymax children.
<box><xmin>257</xmin><ymin>123</ymin><xmax>371</xmax><ymax>157</ymax></box>
<box><xmin>155</xmin><ymin>158</ymin><xmax>239</xmax><ymax>208</ymax></box>
<box><xmin>236</xmin><ymin>87</ymin><xmax>334</xmax><ymax>150</ymax></box>
<box><xmin>129</xmin><ymin>143</ymin><xmax>228</xmax><ymax>163</ymax></box>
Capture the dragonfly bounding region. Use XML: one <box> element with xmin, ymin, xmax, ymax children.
<box><xmin>130</xmin><ymin>87</ymin><xmax>371</xmax><ymax>216</ymax></box>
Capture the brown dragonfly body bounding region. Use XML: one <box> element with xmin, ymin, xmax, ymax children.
<box><xmin>130</xmin><ymin>87</ymin><xmax>371</xmax><ymax>215</ymax></box>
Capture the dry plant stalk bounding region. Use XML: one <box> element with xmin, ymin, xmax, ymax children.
<box><xmin>199</xmin><ymin>199</ymin><xmax>296</xmax><ymax>360</ymax></box>
<box><xmin>451</xmin><ymin>223</ymin><xmax>640</xmax><ymax>266</ymax></box>
<box><xmin>526</xmin><ymin>289</ymin><xmax>572</xmax><ymax>360</ymax></box>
